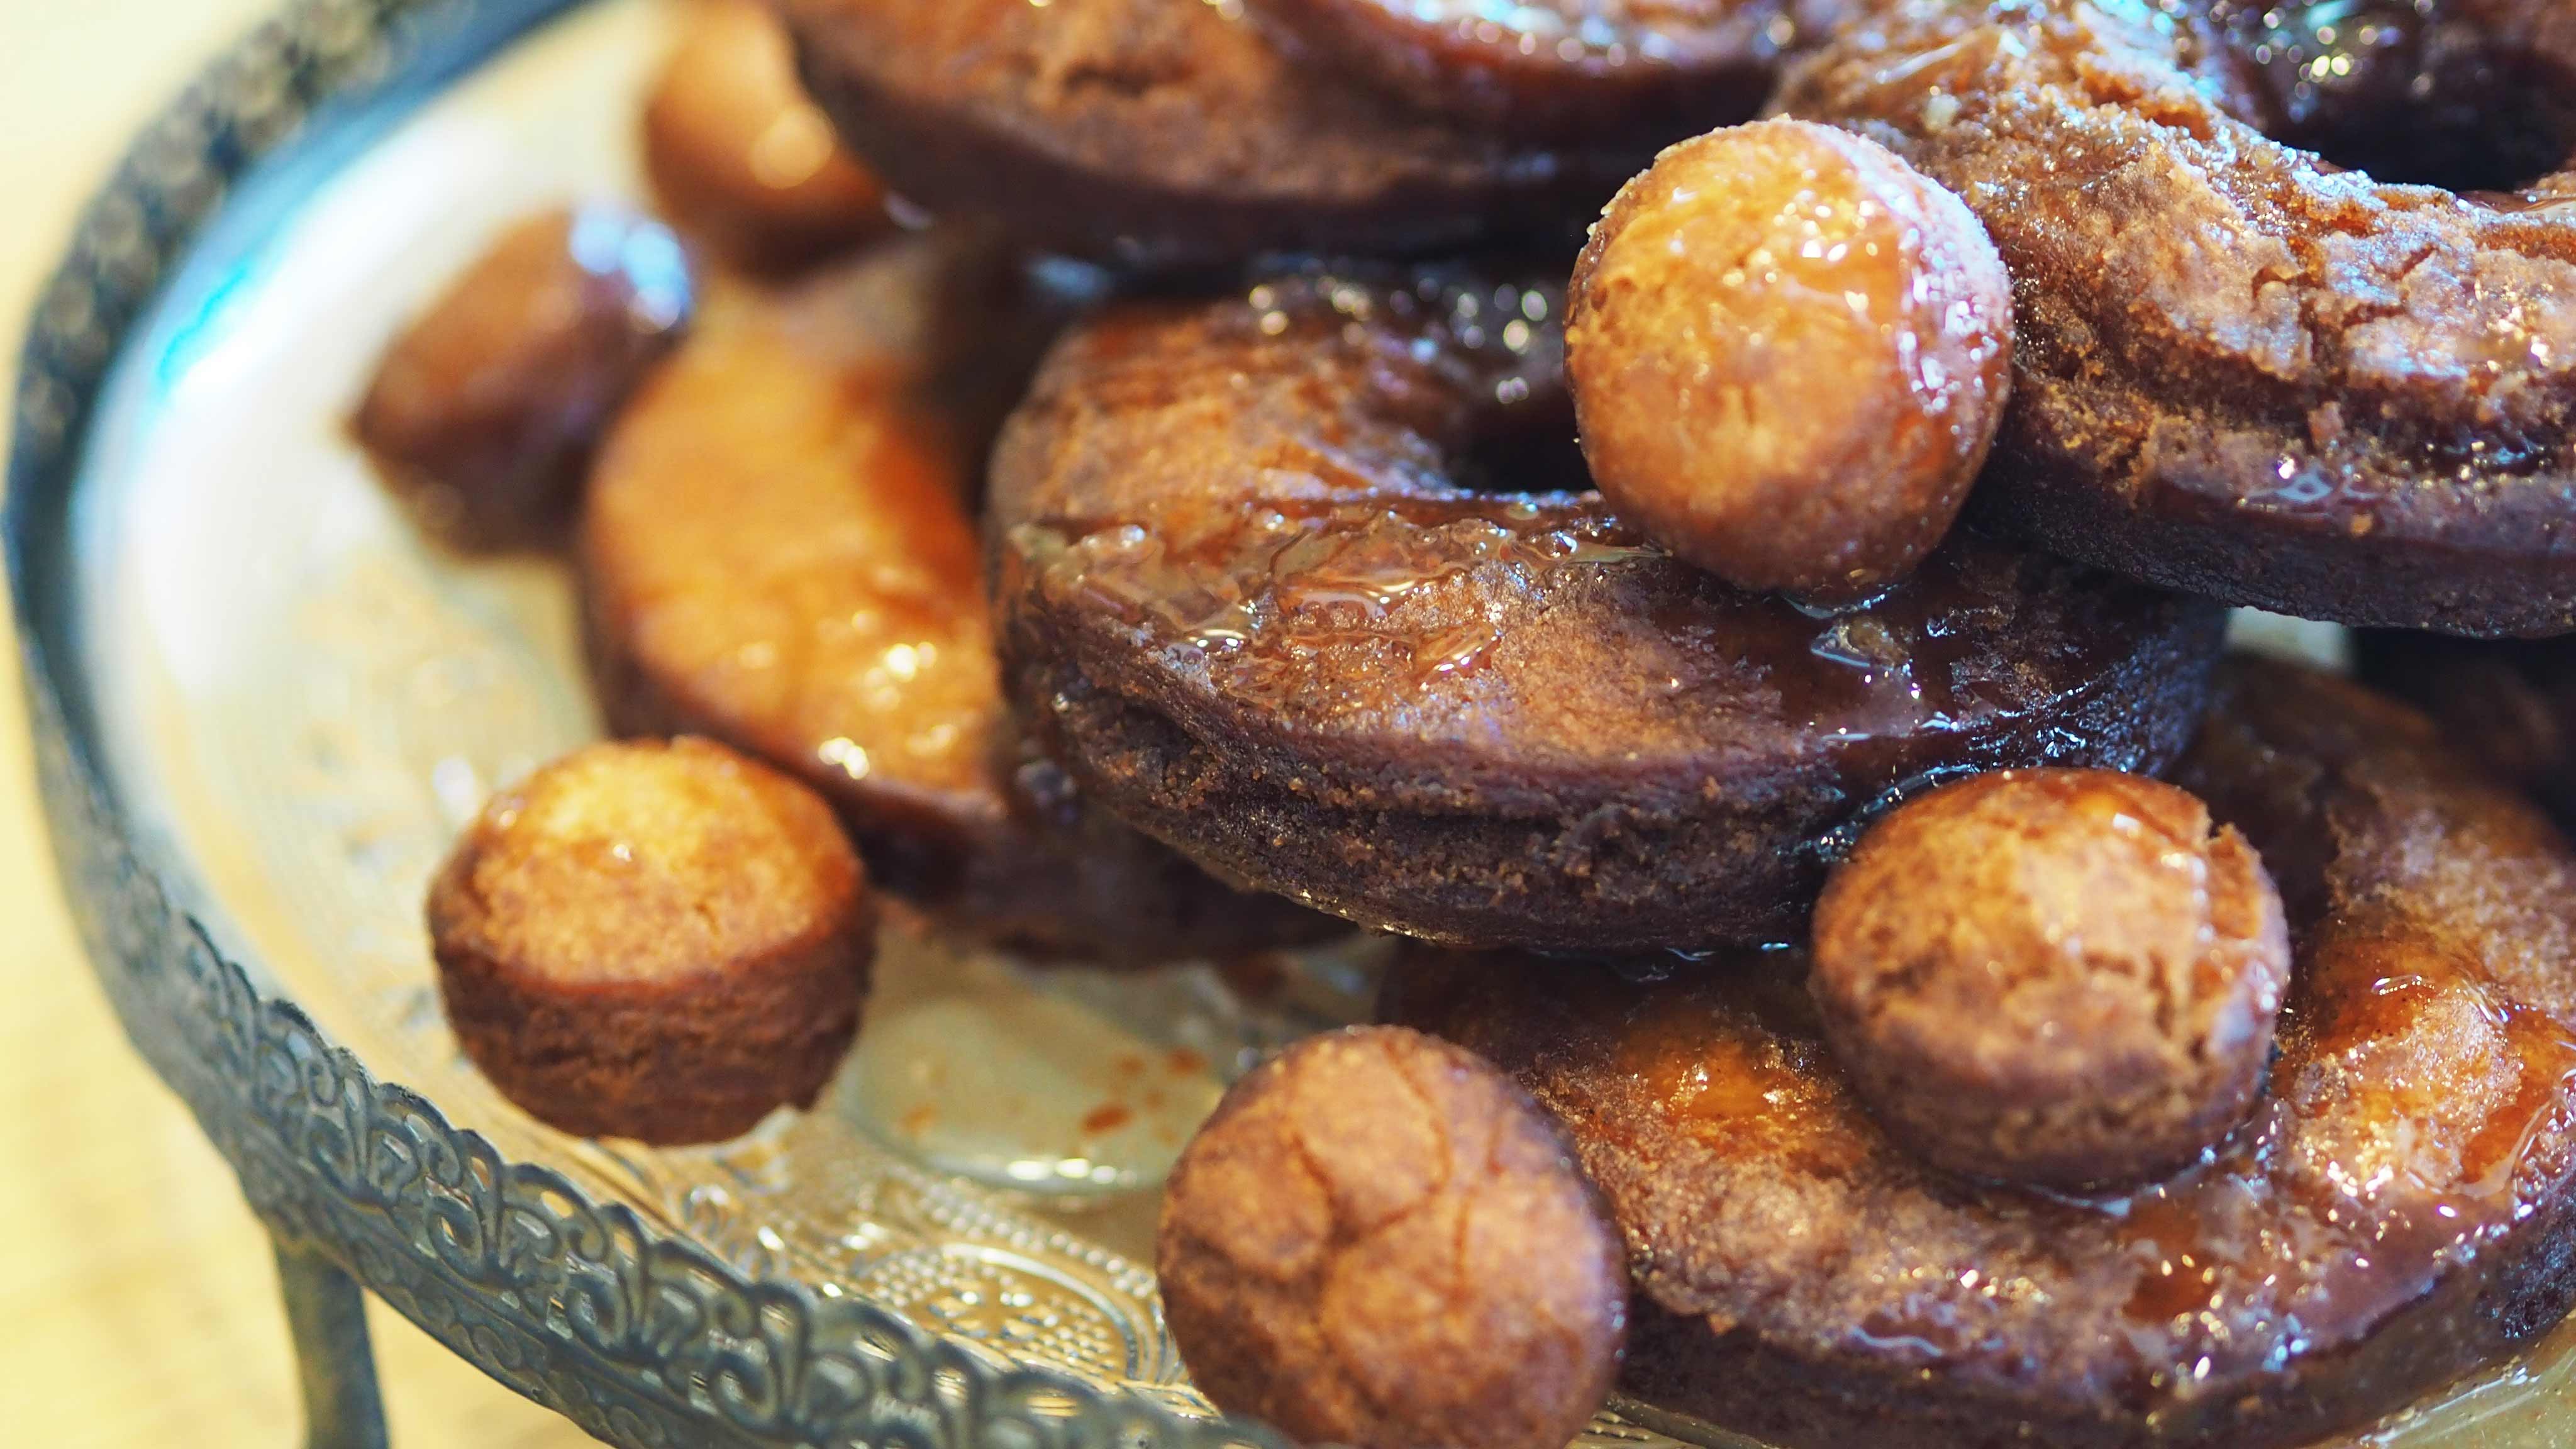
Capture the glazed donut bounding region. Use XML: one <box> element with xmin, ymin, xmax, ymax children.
<box><xmin>990</xmin><ymin>267</ymin><xmax>2227</xmax><ymax>952</ymax></box>
<box><xmin>1244</xmin><ymin>0</ymin><xmax>1835</xmax><ymax>143</ymax></box>
<box><xmin>1385</xmin><ymin>660</ymin><xmax>2576</xmax><ymax>1449</ymax></box>
<box><xmin>1777</xmin><ymin>0</ymin><xmax>2576</xmax><ymax>635</ymax></box>
<box><xmin>775</xmin><ymin>0</ymin><xmax>1650</xmax><ymax>269</ymax></box>
<box><xmin>582</xmin><ymin>237</ymin><xmax>1335</xmax><ymax>963</ymax></box>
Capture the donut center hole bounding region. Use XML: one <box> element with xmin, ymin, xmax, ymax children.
<box><xmin>2218</xmin><ymin>1</ymin><xmax>2576</xmax><ymax>192</ymax></box>
<box><xmin>1454</xmin><ymin>391</ymin><xmax>1595</xmax><ymax>496</ymax></box>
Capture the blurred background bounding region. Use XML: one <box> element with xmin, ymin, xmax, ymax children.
<box><xmin>0</xmin><ymin>4</ymin><xmax>596</xmax><ymax>1443</ymax></box>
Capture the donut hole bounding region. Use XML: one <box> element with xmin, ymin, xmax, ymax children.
<box><xmin>2218</xmin><ymin>0</ymin><xmax>2576</xmax><ymax>193</ymax></box>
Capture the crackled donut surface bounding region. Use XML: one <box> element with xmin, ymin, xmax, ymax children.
<box><xmin>1158</xmin><ymin>1026</ymin><xmax>1627</xmax><ymax>1449</ymax></box>
<box><xmin>779</xmin><ymin>0</ymin><xmax>1647</xmax><ymax>267</ymax></box>
<box><xmin>1780</xmin><ymin>0</ymin><xmax>2576</xmax><ymax>635</ymax></box>
<box><xmin>1388</xmin><ymin>664</ymin><xmax>2576</xmax><ymax>1449</ymax></box>
<box><xmin>1246</xmin><ymin>0</ymin><xmax>1832</xmax><ymax>142</ymax></box>
<box><xmin>991</xmin><ymin>267</ymin><xmax>2224</xmax><ymax>952</ymax></box>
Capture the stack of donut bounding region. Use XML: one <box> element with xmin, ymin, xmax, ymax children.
<box><xmin>358</xmin><ymin>0</ymin><xmax>2576</xmax><ymax>1445</ymax></box>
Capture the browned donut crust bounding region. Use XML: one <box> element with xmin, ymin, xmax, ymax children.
<box><xmin>1386</xmin><ymin>658</ymin><xmax>2576</xmax><ymax>1449</ymax></box>
<box><xmin>990</xmin><ymin>265</ymin><xmax>2226</xmax><ymax>953</ymax></box>
<box><xmin>776</xmin><ymin>0</ymin><xmax>1650</xmax><ymax>269</ymax></box>
<box><xmin>1245</xmin><ymin>0</ymin><xmax>1831</xmax><ymax>143</ymax></box>
<box><xmin>430</xmin><ymin>738</ymin><xmax>871</xmax><ymax>1145</ymax></box>
<box><xmin>582</xmin><ymin>240</ymin><xmax>1335</xmax><ymax>964</ymax></box>
<box><xmin>1777</xmin><ymin>0</ymin><xmax>2576</xmax><ymax>636</ymax></box>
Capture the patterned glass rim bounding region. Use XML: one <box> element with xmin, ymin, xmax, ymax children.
<box><xmin>1</xmin><ymin>3</ymin><xmax>1288</xmax><ymax>1446</ymax></box>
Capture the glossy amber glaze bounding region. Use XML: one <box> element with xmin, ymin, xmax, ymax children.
<box><xmin>992</xmin><ymin>265</ymin><xmax>2224</xmax><ymax>952</ymax></box>
<box><xmin>580</xmin><ymin>237</ymin><xmax>1335</xmax><ymax>962</ymax></box>
<box><xmin>1387</xmin><ymin>666</ymin><xmax>2576</xmax><ymax>1449</ymax></box>
<box><xmin>585</xmin><ymin>248</ymin><xmax>997</xmax><ymax>826</ymax></box>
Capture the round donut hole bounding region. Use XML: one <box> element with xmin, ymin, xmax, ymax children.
<box><xmin>1809</xmin><ymin>768</ymin><xmax>2292</xmax><ymax>1192</ymax></box>
<box><xmin>1567</xmin><ymin>119</ymin><xmax>2014</xmax><ymax>603</ymax></box>
<box><xmin>642</xmin><ymin>0</ymin><xmax>892</xmax><ymax>272</ymax></box>
<box><xmin>1158</xmin><ymin>1026</ymin><xmax>1628</xmax><ymax>1449</ymax></box>
<box><xmin>427</xmin><ymin>737</ymin><xmax>875</xmax><ymax>1145</ymax></box>
<box><xmin>2215</xmin><ymin>0</ymin><xmax>2576</xmax><ymax>194</ymax></box>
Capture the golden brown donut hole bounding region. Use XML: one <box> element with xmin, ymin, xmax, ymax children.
<box><xmin>1157</xmin><ymin>1026</ymin><xmax>1627</xmax><ymax>1449</ymax></box>
<box><xmin>1810</xmin><ymin>769</ymin><xmax>2290</xmax><ymax>1191</ymax></box>
<box><xmin>643</xmin><ymin>0</ymin><xmax>890</xmax><ymax>272</ymax></box>
<box><xmin>353</xmin><ymin>206</ymin><xmax>691</xmax><ymax>553</ymax></box>
<box><xmin>1567</xmin><ymin>118</ymin><xmax>2012</xmax><ymax>603</ymax></box>
<box><xmin>428</xmin><ymin>737</ymin><xmax>874</xmax><ymax>1145</ymax></box>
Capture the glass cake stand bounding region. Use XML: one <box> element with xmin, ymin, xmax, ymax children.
<box><xmin>10</xmin><ymin>1</ymin><xmax>2575</xmax><ymax>1446</ymax></box>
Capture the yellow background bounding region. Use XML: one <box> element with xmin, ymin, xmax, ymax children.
<box><xmin>1</xmin><ymin>5</ymin><xmax>597</xmax><ymax>1445</ymax></box>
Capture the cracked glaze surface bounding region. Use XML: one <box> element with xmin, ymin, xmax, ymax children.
<box><xmin>1158</xmin><ymin>1026</ymin><xmax>1626</xmax><ymax>1449</ymax></box>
